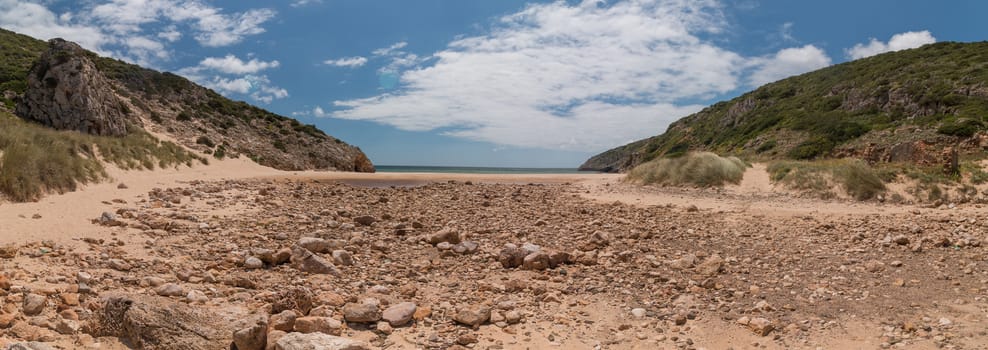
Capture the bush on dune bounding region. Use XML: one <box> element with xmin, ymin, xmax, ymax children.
<box><xmin>768</xmin><ymin>158</ymin><xmax>886</xmax><ymax>201</ymax></box>
<box><xmin>0</xmin><ymin>111</ymin><xmax>204</xmax><ymax>202</ymax></box>
<box><xmin>626</xmin><ymin>152</ymin><xmax>747</xmax><ymax>187</ymax></box>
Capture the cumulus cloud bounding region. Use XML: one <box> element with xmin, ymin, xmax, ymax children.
<box><xmin>178</xmin><ymin>54</ymin><xmax>287</xmax><ymax>104</ymax></box>
<box><xmin>196</xmin><ymin>55</ymin><xmax>280</xmax><ymax>74</ymax></box>
<box><xmin>332</xmin><ymin>0</ymin><xmax>827</xmax><ymax>152</ymax></box>
<box><xmin>846</xmin><ymin>30</ymin><xmax>936</xmax><ymax>59</ymax></box>
<box><xmin>0</xmin><ymin>0</ymin><xmax>276</xmax><ymax>66</ymax></box>
<box><xmin>324</xmin><ymin>57</ymin><xmax>368</xmax><ymax>68</ymax></box>
<box><xmin>748</xmin><ymin>45</ymin><xmax>831</xmax><ymax>86</ymax></box>
<box><xmin>291</xmin><ymin>0</ymin><xmax>322</xmax><ymax>7</ymax></box>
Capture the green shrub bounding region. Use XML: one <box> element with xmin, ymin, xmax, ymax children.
<box><xmin>626</xmin><ymin>152</ymin><xmax>747</xmax><ymax>187</ymax></box>
<box><xmin>768</xmin><ymin>159</ymin><xmax>886</xmax><ymax>200</ymax></box>
<box><xmin>938</xmin><ymin>119</ymin><xmax>983</xmax><ymax>137</ymax></box>
<box><xmin>196</xmin><ymin>136</ymin><xmax>214</xmax><ymax>148</ymax></box>
<box><xmin>0</xmin><ymin>111</ymin><xmax>200</xmax><ymax>202</ymax></box>
<box><xmin>176</xmin><ymin>111</ymin><xmax>192</xmax><ymax>121</ymax></box>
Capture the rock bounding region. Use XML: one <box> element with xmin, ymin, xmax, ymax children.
<box><xmin>375</xmin><ymin>321</ymin><xmax>393</xmax><ymax>334</ymax></box>
<box><xmin>22</xmin><ymin>294</ymin><xmax>46</xmax><ymax>316</ymax></box>
<box><xmin>673</xmin><ymin>314</ymin><xmax>687</xmax><ymax>326</ymax></box>
<box><xmin>522</xmin><ymin>251</ymin><xmax>551</xmax><ymax>270</ymax></box>
<box><xmin>589</xmin><ymin>230</ymin><xmax>611</xmax><ymax>248</ymax></box>
<box><xmin>294</xmin><ymin>316</ymin><xmax>342</xmax><ymax>336</ymax></box>
<box><xmin>696</xmin><ymin>255</ymin><xmax>725</xmax><ymax>276</ymax></box>
<box><xmin>76</xmin><ymin>271</ymin><xmax>92</xmax><ymax>284</ymax></box>
<box><xmin>452</xmin><ymin>241</ymin><xmax>479</xmax><ymax>255</ymax></box>
<box><xmin>504</xmin><ymin>310</ymin><xmax>522</xmax><ymax>324</ymax></box>
<box><xmin>88</xmin><ymin>293</ymin><xmax>235</xmax><ymax>350</ymax></box>
<box><xmin>6</xmin><ymin>343</ymin><xmax>57</xmax><ymax>350</ymax></box>
<box><xmin>631</xmin><ymin>308</ymin><xmax>646</xmax><ymax>318</ymax></box>
<box><xmin>108</xmin><ymin>259</ymin><xmax>132</xmax><ymax>271</ymax></box>
<box><xmin>269</xmin><ymin>310</ymin><xmax>298</xmax><ymax>332</ymax></box>
<box><xmin>274</xmin><ymin>332</ymin><xmax>369</xmax><ymax>350</ymax></box>
<box><xmin>452</xmin><ymin>305</ymin><xmax>490</xmax><ymax>327</ymax></box>
<box><xmin>155</xmin><ymin>283</ymin><xmax>184</xmax><ymax>297</ymax></box>
<box><xmin>186</xmin><ymin>290</ymin><xmax>209</xmax><ymax>303</ymax></box>
<box><xmin>427</xmin><ymin>228</ymin><xmax>461</xmax><ymax>245</ymax></box>
<box><xmin>298</xmin><ymin>237</ymin><xmax>332</xmax><ymax>253</ymax></box>
<box><xmin>291</xmin><ymin>246</ymin><xmax>340</xmax><ymax>275</ymax></box>
<box><xmin>54</xmin><ymin>318</ymin><xmax>79</xmax><ymax>334</ymax></box>
<box><xmin>667</xmin><ymin>254</ymin><xmax>697</xmax><ymax>270</ymax></box>
<box><xmin>232</xmin><ymin>322</ymin><xmax>267</xmax><ymax>350</ymax></box>
<box><xmin>382</xmin><ymin>302</ymin><xmax>416</xmax><ymax>327</ymax></box>
<box><xmin>498</xmin><ymin>245</ymin><xmax>527</xmax><ymax>268</ymax></box>
<box><xmin>17</xmin><ymin>39</ymin><xmax>131</xmax><ymax>136</ymax></box>
<box><xmin>548</xmin><ymin>251</ymin><xmax>572</xmax><ymax>267</ymax></box>
<box><xmin>267</xmin><ymin>330</ymin><xmax>287</xmax><ymax>350</ymax></box>
<box><xmin>893</xmin><ymin>235</ymin><xmax>910</xmax><ymax>245</ymax></box>
<box><xmin>342</xmin><ymin>303</ymin><xmax>381</xmax><ymax>323</ymax></box>
<box><xmin>747</xmin><ymin>317</ymin><xmax>774</xmax><ymax>336</ymax></box>
<box><xmin>353</xmin><ymin>216</ymin><xmax>377</xmax><ymax>226</ymax></box>
<box><xmin>864</xmin><ymin>260</ymin><xmax>885</xmax><ymax>273</ymax></box>
<box><xmin>244</xmin><ymin>256</ymin><xmax>264</xmax><ymax>269</ymax></box>
<box><xmin>331</xmin><ymin>250</ymin><xmax>353</xmax><ymax>266</ymax></box>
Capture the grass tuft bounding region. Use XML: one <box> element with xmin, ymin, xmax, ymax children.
<box><xmin>626</xmin><ymin>152</ymin><xmax>747</xmax><ymax>187</ymax></box>
<box><xmin>768</xmin><ymin>158</ymin><xmax>886</xmax><ymax>201</ymax></box>
<box><xmin>0</xmin><ymin>111</ymin><xmax>203</xmax><ymax>202</ymax></box>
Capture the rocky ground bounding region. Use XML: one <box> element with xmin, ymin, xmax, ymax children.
<box><xmin>0</xmin><ymin>178</ymin><xmax>987</xmax><ymax>349</ymax></box>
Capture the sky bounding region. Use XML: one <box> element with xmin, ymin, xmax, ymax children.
<box><xmin>0</xmin><ymin>0</ymin><xmax>986</xmax><ymax>167</ymax></box>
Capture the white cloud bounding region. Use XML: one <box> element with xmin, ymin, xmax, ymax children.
<box><xmin>324</xmin><ymin>57</ymin><xmax>368</xmax><ymax>68</ymax></box>
<box><xmin>846</xmin><ymin>30</ymin><xmax>936</xmax><ymax>59</ymax></box>
<box><xmin>372</xmin><ymin>42</ymin><xmax>408</xmax><ymax>56</ymax></box>
<box><xmin>291</xmin><ymin>0</ymin><xmax>322</xmax><ymax>8</ymax></box>
<box><xmin>177</xmin><ymin>54</ymin><xmax>286</xmax><ymax>104</ymax></box>
<box><xmin>196</xmin><ymin>74</ymin><xmax>288</xmax><ymax>104</ymax></box>
<box><xmin>748</xmin><ymin>45</ymin><xmax>831</xmax><ymax>86</ymax></box>
<box><xmin>333</xmin><ymin>0</ymin><xmax>812</xmax><ymax>152</ymax></box>
<box><xmin>197</xmin><ymin>55</ymin><xmax>280</xmax><ymax>74</ymax></box>
<box><xmin>0</xmin><ymin>0</ymin><xmax>276</xmax><ymax>66</ymax></box>
<box><xmin>0</xmin><ymin>0</ymin><xmax>109</xmax><ymax>55</ymax></box>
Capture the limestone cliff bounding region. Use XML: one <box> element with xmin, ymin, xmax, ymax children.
<box><xmin>17</xmin><ymin>39</ymin><xmax>134</xmax><ymax>136</ymax></box>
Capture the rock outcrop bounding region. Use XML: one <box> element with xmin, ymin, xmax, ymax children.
<box><xmin>17</xmin><ymin>39</ymin><xmax>133</xmax><ymax>136</ymax></box>
<box><xmin>86</xmin><ymin>293</ymin><xmax>237</xmax><ymax>350</ymax></box>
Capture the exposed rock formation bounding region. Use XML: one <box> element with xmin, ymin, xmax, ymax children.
<box><xmin>17</xmin><ymin>39</ymin><xmax>133</xmax><ymax>136</ymax></box>
<box><xmin>86</xmin><ymin>293</ymin><xmax>237</xmax><ymax>350</ymax></box>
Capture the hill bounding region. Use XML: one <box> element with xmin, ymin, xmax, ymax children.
<box><xmin>0</xmin><ymin>28</ymin><xmax>373</xmax><ymax>173</ymax></box>
<box><xmin>0</xmin><ymin>28</ymin><xmax>374</xmax><ymax>201</ymax></box>
<box><xmin>581</xmin><ymin>42</ymin><xmax>988</xmax><ymax>172</ymax></box>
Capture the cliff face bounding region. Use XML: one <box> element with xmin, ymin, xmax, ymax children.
<box><xmin>582</xmin><ymin>41</ymin><xmax>988</xmax><ymax>172</ymax></box>
<box><xmin>3</xmin><ymin>33</ymin><xmax>374</xmax><ymax>172</ymax></box>
<box><xmin>17</xmin><ymin>39</ymin><xmax>133</xmax><ymax>136</ymax></box>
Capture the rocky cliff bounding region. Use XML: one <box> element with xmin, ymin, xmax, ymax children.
<box><xmin>17</xmin><ymin>39</ymin><xmax>134</xmax><ymax>136</ymax></box>
<box><xmin>2</xmin><ymin>31</ymin><xmax>374</xmax><ymax>172</ymax></box>
<box><xmin>582</xmin><ymin>41</ymin><xmax>988</xmax><ymax>172</ymax></box>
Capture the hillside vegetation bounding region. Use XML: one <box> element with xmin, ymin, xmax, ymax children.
<box><xmin>0</xmin><ymin>28</ymin><xmax>373</xmax><ymax>173</ymax></box>
<box><xmin>0</xmin><ymin>110</ymin><xmax>203</xmax><ymax>201</ymax></box>
<box><xmin>582</xmin><ymin>41</ymin><xmax>988</xmax><ymax>172</ymax></box>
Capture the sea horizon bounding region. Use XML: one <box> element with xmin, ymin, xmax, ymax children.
<box><xmin>375</xmin><ymin>165</ymin><xmax>594</xmax><ymax>174</ymax></box>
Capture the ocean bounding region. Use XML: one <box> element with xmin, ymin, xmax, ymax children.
<box><xmin>375</xmin><ymin>165</ymin><xmax>592</xmax><ymax>174</ymax></box>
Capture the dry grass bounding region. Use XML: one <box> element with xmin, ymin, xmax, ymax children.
<box><xmin>768</xmin><ymin>158</ymin><xmax>886</xmax><ymax>201</ymax></box>
<box><xmin>626</xmin><ymin>152</ymin><xmax>747</xmax><ymax>187</ymax></box>
<box><xmin>0</xmin><ymin>111</ymin><xmax>204</xmax><ymax>202</ymax></box>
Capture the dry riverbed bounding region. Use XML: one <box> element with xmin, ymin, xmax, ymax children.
<box><xmin>0</xmin><ymin>167</ymin><xmax>987</xmax><ymax>349</ymax></box>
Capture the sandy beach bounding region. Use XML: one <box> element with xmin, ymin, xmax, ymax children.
<box><xmin>0</xmin><ymin>161</ymin><xmax>985</xmax><ymax>349</ymax></box>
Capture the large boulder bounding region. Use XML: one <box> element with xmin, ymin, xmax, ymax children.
<box><xmin>274</xmin><ymin>332</ymin><xmax>369</xmax><ymax>350</ymax></box>
<box><xmin>85</xmin><ymin>293</ymin><xmax>237</xmax><ymax>350</ymax></box>
<box><xmin>17</xmin><ymin>39</ymin><xmax>134</xmax><ymax>136</ymax></box>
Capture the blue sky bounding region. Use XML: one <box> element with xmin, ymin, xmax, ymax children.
<box><xmin>0</xmin><ymin>0</ymin><xmax>985</xmax><ymax>167</ymax></box>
